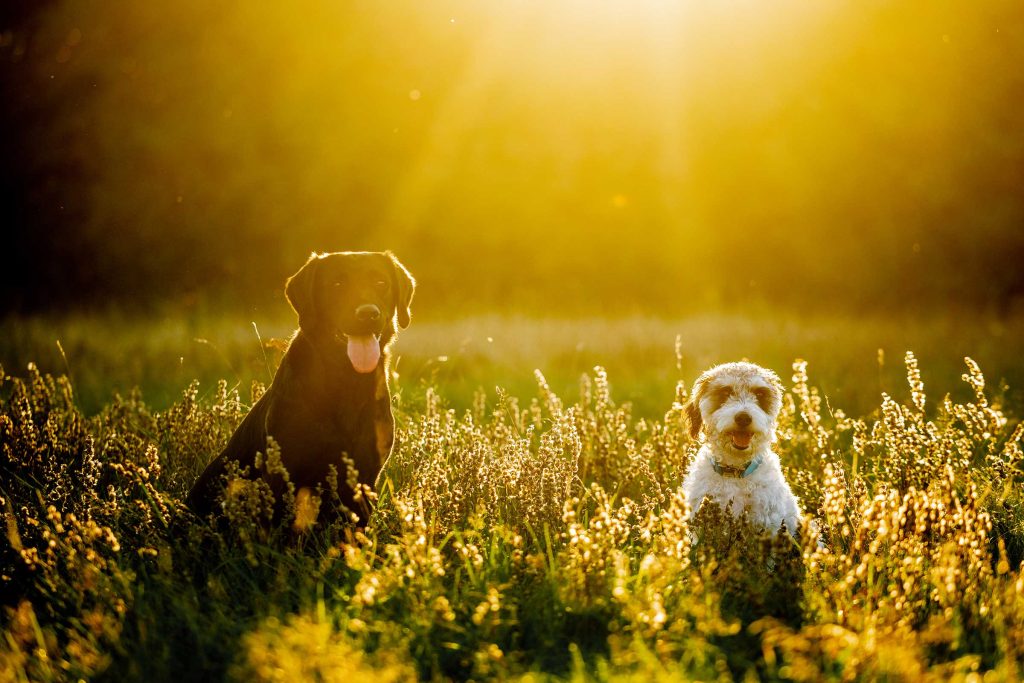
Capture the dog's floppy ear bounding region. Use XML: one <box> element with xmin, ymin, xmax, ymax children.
<box><xmin>386</xmin><ymin>251</ymin><xmax>415</xmax><ymax>329</ymax></box>
<box><xmin>684</xmin><ymin>374</ymin><xmax>708</xmax><ymax>439</ymax></box>
<box><xmin>285</xmin><ymin>252</ymin><xmax>322</xmax><ymax>328</ymax></box>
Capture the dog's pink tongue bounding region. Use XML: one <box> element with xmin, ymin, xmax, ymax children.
<box><xmin>732</xmin><ymin>432</ymin><xmax>753</xmax><ymax>448</ymax></box>
<box><xmin>346</xmin><ymin>335</ymin><xmax>380</xmax><ymax>373</ymax></box>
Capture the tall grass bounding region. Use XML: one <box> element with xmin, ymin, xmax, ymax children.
<box><xmin>1</xmin><ymin>348</ymin><xmax>1022</xmax><ymax>681</ymax></box>
<box><xmin>3</xmin><ymin>310</ymin><xmax>1023</xmax><ymax>417</ymax></box>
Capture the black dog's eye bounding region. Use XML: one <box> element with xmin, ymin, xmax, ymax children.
<box><xmin>375</xmin><ymin>279</ymin><xmax>389</xmax><ymax>292</ymax></box>
<box><xmin>333</xmin><ymin>281</ymin><xmax>343</xmax><ymax>288</ymax></box>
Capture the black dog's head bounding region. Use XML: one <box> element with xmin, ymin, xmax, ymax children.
<box><xmin>285</xmin><ymin>251</ymin><xmax>415</xmax><ymax>373</ymax></box>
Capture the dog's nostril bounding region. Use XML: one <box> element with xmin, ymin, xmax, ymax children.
<box><xmin>355</xmin><ymin>304</ymin><xmax>381</xmax><ymax>322</ymax></box>
<box><xmin>735</xmin><ymin>412</ymin><xmax>752</xmax><ymax>427</ymax></box>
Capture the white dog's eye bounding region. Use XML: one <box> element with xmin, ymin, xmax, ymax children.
<box><xmin>712</xmin><ymin>386</ymin><xmax>732</xmax><ymax>406</ymax></box>
<box><xmin>753</xmin><ymin>387</ymin><xmax>771</xmax><ymax>408</ymax></box>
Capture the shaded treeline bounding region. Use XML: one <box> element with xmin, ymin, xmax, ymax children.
<box><xmin>2</xmin><ymin>0</ymin><xmax>1023</xmax><ymax>316</ymax></box>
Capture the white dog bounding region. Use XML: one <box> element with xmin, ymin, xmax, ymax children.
<box><xmin>681</xmin><ymin>362</ymin><xmax>802</xmax><ymax>536</ymax></box>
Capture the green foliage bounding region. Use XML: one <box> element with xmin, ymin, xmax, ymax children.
<box><xmin>6</xmin><ymin>310</ymin><xmax>1024</xmax><ymax>420</ymax></box>
<box><xmin>1</xmin><ymin>353</ymin><xmax>1023</xmax><ymax>681</ymax></box>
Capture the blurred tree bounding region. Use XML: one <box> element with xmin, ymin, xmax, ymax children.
<box><xmin>1</xmin><ymin>0</ymin><xmax>1022</xmax><ymax>315</ymax></box>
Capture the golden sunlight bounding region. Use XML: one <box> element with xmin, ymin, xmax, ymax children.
<box><xmin>4</xmin><ymin>1</ymin><xmax>1024</xmax><ymax>679</ymax></box>
<box><xmin>4</xmin><ymin>0</ymin><xmax>1022</xmax><ymax>313</ymax></box>
<box><xmin>384</xmin><ymin>0</ymin><xmax>846</xmax><ymax>239</ymax></box>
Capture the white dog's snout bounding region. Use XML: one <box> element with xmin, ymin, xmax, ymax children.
<box><xmin>710</xmin><ymin>400</ymin><xmax>772</xmax><ymax>436</ymax></box>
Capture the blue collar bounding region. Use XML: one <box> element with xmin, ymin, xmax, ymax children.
<box><xmin>711</xmin><ymin>452</ymin><xmax>765</xmax><ymax>478</ymax></box>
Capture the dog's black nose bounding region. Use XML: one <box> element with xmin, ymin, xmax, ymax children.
<box><xmin>355</xmin><ymin>304</ymin><xmax>381</xmax><ymax>322</ymax></box>
<box><xmin>735</xmin><ymin>412</ymin><xmax>752</xmax><ymax>427</ymax></box>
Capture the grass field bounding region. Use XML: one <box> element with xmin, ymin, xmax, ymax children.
<box><xmin>4</xmin><ymin>310</ymin><xmax>1024</xmax><ymax>417</ymax></box>
<box><xmin>6</xmin><ymin>0</ymin><xmax>1024</xmax><ymax>679</ymax></box>
<box><xmin>2</xmin><ymin>312</ymin><xmax>1023</xmax><ymax>681</ymax></box>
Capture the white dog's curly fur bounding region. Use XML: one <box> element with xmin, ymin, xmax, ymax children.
<box><xmin>682</xmin><ymin>361</ymin><xmax>803</xmax><ymax>536</ymax></box>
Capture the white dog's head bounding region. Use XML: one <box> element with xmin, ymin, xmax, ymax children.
<box><xmin>684</xmin><ymin>362</ymin><xmax>784</xmax><ymax>456</ymax></box>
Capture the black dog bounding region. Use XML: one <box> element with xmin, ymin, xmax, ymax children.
<box><xmin>186</xmin><ymin>251</ymin><xmax>414</xmax><ymax>526</ymax></box>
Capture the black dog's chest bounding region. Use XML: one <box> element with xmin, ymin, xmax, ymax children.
<box><xmin>268</xmin><ymin>384</ymin><xmax>373</xmax><ymax>443</ymax></box>
<box><xmin>311</xmin><ymin>398</ymin><xmax>374</xmax><ymax>446</ymax></box>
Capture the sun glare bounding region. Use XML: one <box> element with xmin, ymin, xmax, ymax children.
<box><xmin>8</xmin><ymin>0</ymin><xmax>1020</xmax><ymax>312</ymax></box>
<box><xmin>385</xmin><ymin>0</ymin><xmax>843</xmax><ymax>238</ymax></box>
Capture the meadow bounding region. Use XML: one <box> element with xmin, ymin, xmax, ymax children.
<box><xmin>2</xmin><ymin>312</ymin><xmax>1023</xmax><ymax>681</ymax></box>
<box><xmin>5</xmin><ymin>0</ymin><xmax>1024</xmax><ymax>679</ymax></box>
